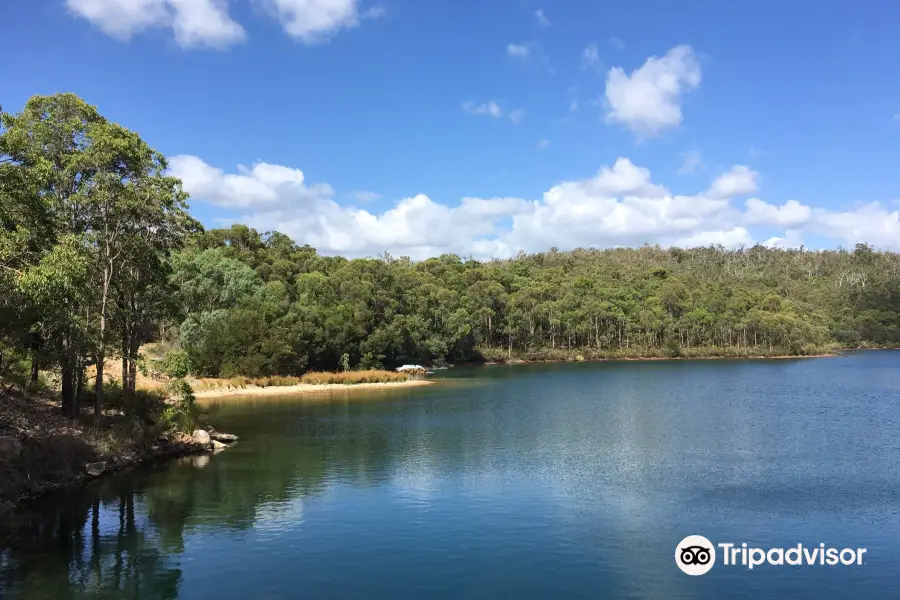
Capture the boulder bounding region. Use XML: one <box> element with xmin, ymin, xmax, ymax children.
<box><xmin>85</xmin><ymin>461</ymin><xmax>106</xmax><ymax>477</ymax></box>
<box><xmin>191</xmin><ymin>429</ymin><xmax>211</xmax><ymax>445</ymax></box>
<box><xmin>0</xmin><ymin>436</ymin><xmax>23</xmax><ymax>461</ymax></box>
<box><xmin>209</xmin><ymin>432</ymin><xmax>238</xmax><ymax>443</ymax></box>
<box><xmin>211</xmin><ymin>439</ymin><xmax>228</xmax><ymax>451</ymax></box>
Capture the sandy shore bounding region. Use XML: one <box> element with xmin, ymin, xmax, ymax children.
<box><xmin>195</xmin><ymin>379</ymin><xmax>434</xmax><ymax>400</ymax></box>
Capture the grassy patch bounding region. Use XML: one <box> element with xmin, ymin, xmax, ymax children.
<box><xmin>300</xmin><ymin>370</ymin><xmax>409</xmax><ymax>385</ymax></box>
<box><xmin>190</xmin><ymin>370</ymin><xmax>409</xmax><ymax>390</ymax></box>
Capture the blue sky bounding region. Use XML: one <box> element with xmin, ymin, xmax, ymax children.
<box><xmin>6</xmin><ymin>0</ymin><xmax>900</xmax><ymax>258</ymax></box>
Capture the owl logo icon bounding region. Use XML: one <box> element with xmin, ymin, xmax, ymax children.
<box><xmin>676</xmin><ymin>535</ymin><xmax>716</xmax><ymax>575</ymax></box>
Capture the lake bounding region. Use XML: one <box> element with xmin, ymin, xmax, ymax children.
<box><xmin>2</xmin><ymin>351</ymin><xmax>900</xmax><ymax>599</ymax></box>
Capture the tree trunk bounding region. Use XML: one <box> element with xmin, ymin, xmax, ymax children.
<box><xmin>95</xmin><ymin>261</ymin><xmax>112</xmax><ymax>420</ymax></box>
<box><xmin>121</xmin><ymin>325</ymin><xmax>130</xmax><ymax>394</ymax></box>
<box><xmin>61</xmin><ymin>338</ymin><xmax>76</xmax><ymax>417</ymax></box>
<box><xmin>30</xmin><ymin>352</ymin><xmax>39</xmax><ymax>384</ymax></box>
<box><xmin>128</xmin><ymin>339</ymin><xmax>138</xmax><ymax>393</ymax></box>
<box><xmin>95</xmin><ymin>347</ymin><xmax>105</xmax><ymax>420</ymax></box>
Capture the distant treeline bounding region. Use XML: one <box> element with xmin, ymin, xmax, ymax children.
<box><xmin>3</xmin><ymin>94</ymin><xmax>900</xmax><ymax>418</ymax></box>
<box><xmin>172</xmin><ymin>225</ymin><xmax>898</xmax><ymax>373</ymax></box>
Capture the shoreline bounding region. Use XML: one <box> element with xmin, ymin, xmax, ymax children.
<box><xmin>480</xmin><ymin>353</ymin><xmax>841</xmax><ymax>365</ymax></box>
<box><xmin>194</xmin><ymin>379</ymin><xmax>434</xmax><ymax>400</ymax></box>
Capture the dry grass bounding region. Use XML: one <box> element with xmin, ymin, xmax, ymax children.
<box><xmin>300</xmin><ymin>370</ymin><xmax>409</xmax><ymax>385</ymax></box>
<box><xmin>190</xmin><ymin>370</ymin><xmax>409</xmax><ymax>391</ymax></box>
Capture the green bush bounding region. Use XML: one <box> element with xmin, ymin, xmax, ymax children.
<box><xmin>160</xmin><ymin>350</ymin><xmax>193</xmax><ymax>379</ymax></box>
<box><xmin>161</xmin><ymin>379</ymin><xmax>199</xmax><ymax>433</ymax></box>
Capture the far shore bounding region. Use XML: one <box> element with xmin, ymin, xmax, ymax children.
<box><xmin>482</xmin><ymin>353</ymin><xmax>842</xmax><ymax>366</ymax></box>
<box><xmin>194</xmin><ymin>379</ymin><xmax>434</xmax><ymax>400</ymax></box>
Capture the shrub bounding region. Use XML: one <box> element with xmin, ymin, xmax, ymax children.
<box><xmin>161</xmin><ymin>379</ymin><xmax>199</xmax><ymax>433</ymax></box>
<box><xmin>160</xmin><ymin>350</ymin><xmax>193</xmax><ymax>379</ymax></box>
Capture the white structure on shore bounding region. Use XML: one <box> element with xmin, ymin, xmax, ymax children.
<box><xmin>395</xmin><ymin>364</ymin><xmax>427</xmax><ymax>373</ymax></box>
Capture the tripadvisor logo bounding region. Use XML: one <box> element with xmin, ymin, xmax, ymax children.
<box><xmin>675</xmin><ymin>536</ymin><xmax>867</xmax><ymax>575</ymax></box>
<box><xmin>676</xmin><ymin>535</ymin><xmax>716</xmax><ymax>576</ymax></box>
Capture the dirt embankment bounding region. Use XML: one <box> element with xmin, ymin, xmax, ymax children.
<box><xmin>0</xmin><ymin>390</ymin><xmax>207</xmax><ymax>528</ymax></box>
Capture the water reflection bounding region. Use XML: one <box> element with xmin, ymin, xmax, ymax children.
<box><xmin>2</xmin><ymin>353</ymin><xmax>900</xmax><ymax>599</ymax></box>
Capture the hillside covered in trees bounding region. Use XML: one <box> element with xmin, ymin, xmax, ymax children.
<box><xmin>2</xmin><ymin>93</ymin><xmax>900</xmax><ymax>414</ymax></box>
<box><xmin>171</xmin><ymin>226</ymin><xmax>899</xmax><ymax>374</ymax></box>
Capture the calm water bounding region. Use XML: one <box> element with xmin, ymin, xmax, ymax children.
<box><xmin>3</xmin><ymin>351</ymin><xmax>900</xmax><ymax>599</ymax></box>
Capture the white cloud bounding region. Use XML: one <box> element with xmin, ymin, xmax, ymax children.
<box><xmin>604</xmin><ymin>45</ymin><xmax>701</xmax><ymax>137</ymax></box>
<box><xmin>811</xmin><ymin>203</ymin><xmax>900</xmax><ymax>248</ymax></box>
<box><xmin>509</xmin><ymin>109</ymin><xmax>526</xmax><ymax>125</ymax></box>
<box><xmin>744</xmin><ymin>198</ymin><xmax>811</xmax><ymax>227</ymax></box>
<box><xmin>707</xmin><ymin>165</ymin><xmax>759</xmax><ymax>199</ymax></box>
<box><xmin>256</xmin><ymin>0</ymin><xmax>380</xmax><ymax>43</ymax></box>
<box><xmin>168</xmin><ymin>155</ymin><xmax>334</xmax><ymax>208</ymax></box>
<box><xmin>67</xmin><ymin>0</ymin><xmax>245</xmax><ymax>48</ymax></box>
<box><xmin>507</xmin><ymin>43</ymin><xmax>530</xmax><ymax>58</ymax></box>
<box><xmin>763</xmin><ymin>230</ymin><xmax>805</xmax><ymax>249</ymax></box>
<box><xmin>462</xmin><ymin>101</ymin><xmax>503</xmax><ymax>119</ymax></box>
<box><xmin>535</xmin><ymin>9</ymin><xmax>551</xmax><ymax>28</ymax></box>
<box><xmin>581</xmin><ymin>43</ymin><xmax>601</xmax><ymax>71</ymax></box>
<box><xmin>678</xmin><ymin>150</ymin><xmax>704</xmax><ymax>174</ymax></box>
<box><xmin>173</xmin><ymin>155</ymin><xmax>900</xmax><ymax>259</ymax></box>
<box><xmin>537</xmin><ymin>139</ymin><xmax>550</xmax><ymax>150</ymax></box>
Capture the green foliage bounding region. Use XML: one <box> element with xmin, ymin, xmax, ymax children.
<box><xmin>160</xmin><ymin>350</ymin><xmax>192</xmax><ymax>379</ymax></box>
<box><xmin>161</xmin><ymin>379</ymin><xmax>199</xmax><ymax>433</ymax></box>
<box><xmin>1</xmin><ymin>93</ymin><xmax>198</xmax><ymax>418</ymax></box>
<box><xmin>171</xmin><ymin>231</ymin><xmax>900</xmax><ymax>375</ymax></box>
<box><xmin>5</xmin><ymin>93</ymin><xmax>900</xmax><ymax>411</ymax></box>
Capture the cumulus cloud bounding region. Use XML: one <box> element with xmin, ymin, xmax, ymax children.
<box><xmin>744</xmin><ymin>198</ymin><xmax>811</xmax><ymax>227</ymax></box>
<box><xmin>67</xmin><ymin>0</ymin><xmax>245</xmax><ymax>48</ymax></box>
<box><xmin>67</xmin><ymin>0</ymin><xmax>379</xmax><ymax>46</ymax></box>
<box><xmin>707</xmin><ymin>165</ymin><xmax>759</xmax><ymax>199</ymax></box>
<box><xmin>258</xmin><ymin>0</ymin><xmax>381</xmax><ymax>43</ymax></box>
<box><xmin>811</xmin><ymin>203</ymin><xmax>900</xmax><ymax>248</ymax></box>
<box><xmin>604</xmin><ymin>45</ymin><xmax>701</xmax><ymax>137</ymax></box>
<box><xmin>168</xmin><ymin>155</ymin><xmax>334</xmax><ymax>208</ymax></box>
<box><xmin>535</xmin><ymin>9</ymin><xmax>551</xmax><ymax>28</ymax></box>
<box><xmin>172</xmin><ymin>155</ymin><xmax>900</xmax><ymax>259</ymax></box>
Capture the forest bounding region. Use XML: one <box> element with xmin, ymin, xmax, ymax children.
<box><xmin>3</xmin><ymin>93</ymin><xmax>900</xmax><ymax>419</ymax></box>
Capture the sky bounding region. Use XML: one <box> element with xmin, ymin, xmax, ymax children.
<box><xmin>5</xmin><ymin>0</ymin><xmax>900</xmax><ymax>259</ymax></box>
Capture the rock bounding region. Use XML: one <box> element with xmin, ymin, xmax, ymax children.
<box><xmin>191</xmin><ymin>429</ymin><xmax>211</xmax><ymax>445</ymax></box>
<box><xmin>209</xmin><ymin>432</ymin><xmax>238</xmax><ymax>443</ymax></box>
<box><xmin>0</xmin><ymin>436</ymin><xmax>23</xmax><ymax>461</ymax></box>
<box><xmin>85</xmin><ymin>461</ymin><xmax>106</xmax><ymax>477</ymax></box>
<box><xmin>211</xmin><ymin>439</ymin><xmax>228</xmax><ymax>451</ymax></box>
